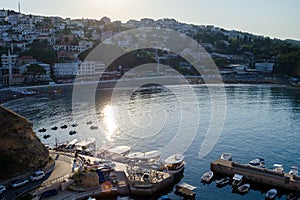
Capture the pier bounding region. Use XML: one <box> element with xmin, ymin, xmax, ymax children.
<box><xmin>210</xmin><ymin>159</ymin><xmax>300</xmax><ymax>191</ymax></box>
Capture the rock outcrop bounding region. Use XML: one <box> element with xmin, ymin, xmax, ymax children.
<box><xmin>0</xmin><ymin>106</ymin><xmax>49</xmax><ymax>181</ymax></box>
<box><xmin>73</xmin><ymin>171</ymin><xmax>100</xmax><ymax>188</ymax></box>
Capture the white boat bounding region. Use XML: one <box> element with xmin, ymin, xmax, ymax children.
<box><xmin>289</xmin><ymin>166</ymin><xmax>298</xmax><ymax>176</ymax></box>
<box><xmin>75</xmin><ymin>138</ymin><xmax>96</xmax><ymax>155</ymax></box>
<box><xmin>232</xmin><ymin>173</ymin><xmax>243</xmax><ymax>188</ymax></box>
<box><xmin>237</xmin><ymin>183</ymin><xmax>250</xmax><ymax>193</ymax></box>
<box><xmin>249</xmin><ymin>157</ymin><xmax>265</xmax><ymax>167</ymax></box>
<box><xmin>108</xmin><ymin>146</ymin><xmax>131</xmax><ymax>162</ymax></box>
<box><xmin>126</xmin><ymin>150</ymin><xmax>164</xmax><ymax>170</ymax></box>
<box><xmin>220</xmin><ymin>153</ymin><xmax>232</xmax><ymax>161</ymax></box>
<box><xmin>201</xmin><ymin>171</ymin><xmax>214</xmax><ymax>183</ymax></box>
<box><xmin>273</xmin><ymin>164</ymin><xmax>284</xmax><ymax>173</ymax></box>
<box><xmin>175</xmin><ymin>182</ymin><xmax>196</xmax><ymax>198</ymax></box>
<box><xmin>216</xmin><ymin>177</ymin><xmax>230</xmax><ymax>187</ymax></box>
<box><xmin>164</xmin><ymin>154</ymin><xmax>185</xmax><ymax>176</ymax></box>
<box><xmin>265</xmin><ymin>188</ymin><xmax>277</xmax><ymax>199</ymax></box>
<box><xmin>65</xmin><ymin>139</ymin><xmax>78</xmax><ymax>150</ymax></box>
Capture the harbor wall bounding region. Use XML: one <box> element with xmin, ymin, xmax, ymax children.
<box><xmin>210</xmin><ymin>159</ymin><xmax>300</xmax><ymax>191</ymax></box>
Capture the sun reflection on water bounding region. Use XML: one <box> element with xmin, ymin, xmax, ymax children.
<box><xmin>103</xmin><ymin>105</ymin><xmax>117</xmax><ymax>141</ymax></box>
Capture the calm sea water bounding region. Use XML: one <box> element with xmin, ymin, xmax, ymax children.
<box><xmin>3</xmin><ymin>84</ymin><xmax>300</xmax><ymax>200</ymax></box>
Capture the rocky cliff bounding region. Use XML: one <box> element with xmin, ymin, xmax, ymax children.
<box><xmin>0</xmin><ymin>106</ymin><xmax>49</xmax><ymax>181</ymax></box>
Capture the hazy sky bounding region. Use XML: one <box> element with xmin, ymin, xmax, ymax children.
<box><xmin>2</xmin><ymin>0</ymin><xmax>300</xmax><ymax>40</ymax></box>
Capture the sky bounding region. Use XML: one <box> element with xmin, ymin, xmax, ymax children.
<box><xmin>2</xmin><ymin>0</ymin><xmax>300</xmax><ymax>40</ymax></box>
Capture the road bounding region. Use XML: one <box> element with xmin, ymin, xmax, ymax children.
<box><xmin>4</xmin><ymin>154</ymin><xmax>73</xmax><ymax>200</ymax></box>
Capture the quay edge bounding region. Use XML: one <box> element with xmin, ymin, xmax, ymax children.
<box><xmin>210</xmin><ymin>159</ymin><xmax>300</xmax><ymax>192</ymax></box>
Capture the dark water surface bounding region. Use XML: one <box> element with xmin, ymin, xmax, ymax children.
<box><xmin>3</xmin><ymin>84</ymin><xmax>300</xmax><ymax>199</ymax></box>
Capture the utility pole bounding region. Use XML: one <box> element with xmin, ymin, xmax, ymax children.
<box><xmin>18</xmin><ymin>2</ymin><xmax>21</xmax><ymax>13</ymax></box>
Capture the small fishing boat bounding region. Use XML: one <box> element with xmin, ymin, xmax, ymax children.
<box><xmin>220</xmin><ymin>153</ymin><xmax>232</xmax><ymax>161</ymax></box>
<box><xmin>289</xmin><ymin>166</ymin><xmax>298</xmax><ymax>176</ymax></box>
<box><xmin>60</xmin><ymin>125</ymin><xmax>68</xmax><ymax>129</ymax></box>
<box><xmin>90</xmin><ymin>125</ymin><xmax>98</xmax><ymax>130</ymax></box>
<box><xmin>71</xmin><ymin>123</ymin><xmax>78</xmax><ymax>127</ymax></box>
<box><xmin>273</xmin><ymin>164</ymin><xmax>284</xmax><ymax>173</ymax></box>
<box><xmin>286</xmin><ymin>192</ymin><xmax>300</xmax><ymax>200</ymax></box>
<box><xmin>265</xmin><ymin>188</ymin><xmax>277</xmax><ymax>199</ymax></box>
<box><xmin>43</xmin><ymin>134</ymin><xmax>51</xmax><ymax>139</ymax></box>
<box><xmin>249</xmin><ymin>157</ymin><xmax>265</xmax><ymax>167</ymax></box>
<box><xmin>216</xmin><ymin>177</ymin><xmax>230</xmax><ymax>187</ymax></box>
<box><xmin>232</xmin><ymin>174</ymin><xmax>243</xmax><ymax>188</ymax></box>
<box><xmin>201</xmin><ymin>171</ymin><xmax>214</xmax><ymax>183</ymax></box>
<box><xmin>51</xmin><ymin>126</ymin><xmax>58</xmax><ymax>130</ymax></box>
<box><xmin>164</xmin><ymin>154</ymin><xmax>185</xmax><ymax>176</ymax></box>
<box><xmin>69</xmin><ymin>130</ymin><xmax>77</xmax><ymax>135</ymax></box>
<box><xmin>237</xmin><ymin>183</ymin><xmax>250</xmax><ymax>193</ymax></box>
<box><xmin>175</xmin><ymin>182</ymin><xmax>196</xmax><ymax>199</ymax></box>
<box><xmin>38</xmin><ymin>128</ymin><xmax>46</xmax><ymax>132</ymax></box>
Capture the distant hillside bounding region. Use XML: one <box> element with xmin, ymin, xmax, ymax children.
<box><xmin>285</xmin><ymin>39</ymin><xmax>300</xmax><ymax>47</ymax></box>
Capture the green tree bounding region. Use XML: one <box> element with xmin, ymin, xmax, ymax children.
<box><xmin>24</xmin><ymin>47</ymin><xmax>58</xmax><ymax>64</ymax></box>
<box><xmin>213</xmin><ymin>57</ymin><xmax>229</xmax><ymax>67</ymax></box>
<box><xmin>25</xmin><ymin>64</ymin><xmax>46</xmax><ymax>82</ymax></box>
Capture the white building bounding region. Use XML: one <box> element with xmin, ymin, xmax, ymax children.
<box><xmin>229</xmin><ymin>64</ymin><xmax>247</xmax><ymax>74</ymax></box>
<box><xmin>77</xmin><ymin>61</ymin><xmax>105</xmax><ymax>76</ymax></box>
<box><xmin>53</xmin><ymin>62</ymin><xmax>79</xmax><ymax>76</ymax></box>
<box><xmin>1</xmin><ymin>52</ymin><xmax>24</xmax><ymax>85</ymax></box>
<box><xmin>0</xmin><ymin>9</ymin><xmax>8</xmax><ymax>17</ymax></box>
<box><xmin>78</xmin><ymin>40</ymin><xmax>93</xmax><ymax>52</ymax></box>
<box><xmin>255</xmin><ymin>63</ymin><xmax>275</xmax><ymax>73</ymax></box>
<box><xmin>7</xmin><ymin>14</ymin><xmax>19</xmax><ymax>25</ymax></box>
<box><xmin>71</xmin><ymin>30</ymin><xmax>84</xmax><ymax>38</ymax></box>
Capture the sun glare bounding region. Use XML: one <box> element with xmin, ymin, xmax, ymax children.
<box><xmin>103</xmin><ymin>105</ymin><xmax>117</xmax><ymax>141</ymax></box>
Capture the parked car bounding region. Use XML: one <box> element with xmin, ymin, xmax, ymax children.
<box><xmin>0</xmin><ymin>184</ymin><xmax>6</xmax><ymax>194</ymax></box>
<box><xmin>29</xmin><ymin>170</ymin><xmax>45</xmax><ymax>181</ymax></box>
<box><xmin>41</xmin><ymin>189</ymin><xmax>58</xmax><ymax>197</ymax></box>
<box><xmin>10</xmin><ymin>179</ymin><xmax>29</xmax><ymax>188</ymax></box>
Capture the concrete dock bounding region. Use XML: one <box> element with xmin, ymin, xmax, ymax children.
<box><xmin>211</xmin><ymin>159</ymin><xmax>300</xmax><ymax>191</ymax></box>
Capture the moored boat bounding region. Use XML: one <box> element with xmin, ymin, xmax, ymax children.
<box><xmin>38</xmin><ymin>128</ymin><xmax>46</xmax><ymax>132</ymax></box>
<box><xmin>265</xmin><ymin>188</ymin><xmax>277</xmax><ymax>199</ymax></box>
<box><xmin>164</xmin><ymin>154</ymin><xmax>185</xmax><ymax>177</ymax></box>
<box><xmin>69</xmin><ymin>130</ymin><xmax>77</xmax><ymax>135</ymax></box>
<box><xmin>249</xmin><ymin>157</ymin><xmax>265</xmax><ymax>167</ymax></box>
<box><xmin>286</xmin><ymin>192</ymin><xmax>300</xmax><ymax>200</ymax></box>
<box><xmin>60</xmin><ymin>124</ymin><xmax>68</xmax><ymax>129</ymax></box>
<box><xmin>175</xmin><ymin>182</ymin><xmax>196</xmax><ymax>199</ymax></box>
<box><xmin>289</xmin><ymin>166</ymin><xmax>299</xmax><ymax>176</ymax></box>
<box><xmin>71</xmin><ymin>123</ymin><xmax>78</xmax><ymax>127</ymax></box>
<box><xmin>201</xmin><ymin>171</ymin><xmax>214</xmax><ymax>183</ymax></box>
<box><xmin>273</xmin><ymin>164</ymin><xmax>284</xmax><ymax>173</ymax></box>
<box><xmin>237</xmin><ymin>183</ymin><xmax>250</xmax><ymax>193</ymax></box>
<box><xmin>90</xmin><ymin>125</ymin><xmax>98</xmax><ymax>130</ymax></box>
<box><xmin>43</xmin><ymin>134</ymin><xmax>51</xmax><ymax>139</ymax></box>
<box><xmin>232</xmin><ymin>174</ymin><xmax>243</xmax><ymax>188</ymax></box>
<box><xmin>220</xmin><ymin>153</ymin><xmax>232</xmax><ymax>161</ymax></box>
<box><xmin>216</xmin><ymin>177</ymin><xmax>230</xmax><ymax>187</ymax></box>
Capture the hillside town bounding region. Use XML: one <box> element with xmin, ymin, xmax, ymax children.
<box><xmin>0</xmin><ymin>9</ymin><xmax>300</xmax><ymax>87</ymax></box>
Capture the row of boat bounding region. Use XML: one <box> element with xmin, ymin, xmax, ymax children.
<box><xmin>39</xmin><ymin>122</ymin><xmax>101</xmax><ymax>139</ymax></box>
<box><xmin>200</xmin><ymin>170</ymin><xmax>281</xmax><ymax>199</ymax></box>
<box><xmin>55</xmin><ymin>138</ymin><xmax>186</xmax><ymax>178</ymax></box>
<box><xmin>203</xmin><ymin>153</ymin><xmax>300</xmax><ymax>199</ymax></box>
<box><xmin>38</xmin><ymin>121</ymin><xmax>98</xmax><ymax>133</ymax></box>
<box><xmin>220</xmin><ymin>153</ymin><xmax>299</xmax><ymax>176</ymax></box>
